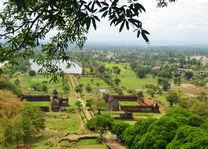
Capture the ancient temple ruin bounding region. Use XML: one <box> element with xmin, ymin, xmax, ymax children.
<box><xmin>51</xmin><ymin>90</ymin><xmax>69</xmax><ymax>112</ymax></box>
<box><xmin>20</xmin><ymin>90</ymin><xmax>69</xmax><ymax>112</ymax></box>
<box><xmin>103</xmin><ymin>93</ymin><xmax>160</xmax><ymax>113</ymax></box>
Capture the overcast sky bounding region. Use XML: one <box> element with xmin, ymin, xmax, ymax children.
<box><xmin>87</xmin><ymin>0</ymin><xmax>208</xmax><ymax>45</ymax></box>
<box><xmin>0</xmin><ymin>0</ymin><xmax>208</xmax><ymax>45</ymax></box>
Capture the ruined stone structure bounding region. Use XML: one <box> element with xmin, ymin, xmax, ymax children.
<box><xmin>120</xmin><ymin>104</ymin><xmax>160</xmax><ymax>113</ymax></box>
<box><xmin>20</xmin><ymin>90</ymin><xmax>69</xmax><ymax>112</ymax></box>
<box><xmin>103</xmin><ymin>93</ymin><xmax>160</xmax><ymax>113</ymax></box>
<box><xmin>51</xmin><ymin>90</ymin><xmax>69</xmax><ymax>112</ymax></box>
<box><xmin>103</xmin><ymin>94</ymin><xmax>138</xmax><ymax>111</ymax></box>
<box><xmin>20</xmin><ymin>94</ymin><xmax>51</xmax><ymax>112</ymax></box>
<box><xmin>119</xmin><ymin>112</ymin><xmax>133</xmax><ymax>119</ymax></box>
<box><xmin>20</xmin><ymin>94</ymin><xmax>50</xmax><ymax>102</ymax></box>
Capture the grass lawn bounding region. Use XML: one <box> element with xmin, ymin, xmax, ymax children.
<box><xmin>99</xmin><ymin>62</ymin><xmax>158</xmax><ymax>91</ymax></box>
<box><xmin>120</xmin><ymin>74</ymin><xmax>157</xmax><ymax>91</ymax></box>
<box><xmin>154</xmin><ymin>94</ymin><xmax>168</xmax><ymax>105</ymax></box>
<box><xmin>79</xmin><ymin>62</ymin><xmax>158</xmax><ymax>96</ymax></box>
<box><xmin>68</xmin><ymin>98</ymin><xmax>78</xmax><ymax>108</ymax></box>
<box><xmin>78</xmin><ymin>76</ymin><xmax>110</xmax><ymax>90</ymax></box>
<box><xmin>60</xmin><ymin>139</ymin><xmax>108</xmax><ymax>149</ymax></box>
<box><xmin>77</xmin><ymin>76</ymin><xmax>111</xmax><ymax>99</ymax></box>
<box><xmin>45</xmin><ymin>112</ymin><xmax>81</xmax><ymax>134</ymax></box>
<box><xmin>11</xmin><ymin>74</ymin><xmax>68</xmax><ymax>96</ymax></box>
<box><xmin>30</xmin><ymin>137</ymin><xmax>107</xmax><ymax>149</ymax></box>
<box><xmin>133</xmin><ymin>112</ymin><xmax>164</xmax><ymax>119</ymax></box>
<box><xmin>29</xmin><ymin>101</ymin><xmax>51</xmax><ymax>107</ymax></box>
<box><xmin>119</xmin><ymin>101</ymin><xmax>141</xmax><ymax>106</ymax></box>
<box><xmin>79</xmin><ymin>139</ymin><xmax>98</xmax><ymax>145</ymax></box>
<box><xmin>102</xmin><ymin>110</ymin><xmax>163</xmax><ymax>123</ymax></box>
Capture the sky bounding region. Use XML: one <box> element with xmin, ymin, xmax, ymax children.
<box><xmin>0</xmin><ymin>0</ymin><xmax>208</xmax><ymax>45</ymax></box>
<box><xmin>87</xmin><ymin>0</ymin><xmax>208</xmax><ymax>45</ymax></box>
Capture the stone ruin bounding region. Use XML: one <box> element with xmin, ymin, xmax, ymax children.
<box><xmin>115</xmin><ymin>112</ymin><xmax>133</xmax><ymax>120</ymax></box>
<box><xmin>103</xmin><ymin>93</ymin><xmax>160</xmax><ymax>113</ymax></box>
<box><xmin>20</xmin><ymin>94</ymin><xmax>51</xmax><ymax>102</ymax></box>
<box><xmin>20</xmin><ymin>90</ymin><xmax>69</xmax><ymax>112</ymax></box>
<box><xmin>20</xmin><ymin>94</ymin><xmax>51</xmax><ymax>112</ymax></box>
<box><xmin>51</xmin><ymin>90</ymin><xmax>69</xmax><ymax>112</ymax></box>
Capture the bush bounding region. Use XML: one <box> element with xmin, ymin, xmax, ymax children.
<box><xmin>42</xmin><ymin>85</ymin><xmax>48</xmax><ymax>92</ymax></box>
<box><xmin>112</xmin><ymin>121</ymin><xmax>130</xmax><ymax>141</ymax></box>
<box><xmin>0</xmin><ymin>81</ymin><xmax>21</xmax><ymax>95</ymax></box>
<box><xmin>14</xmin><ymin>79</ymin><xmax>20</xmax><ymax>86</ymax></box>
<box><xmin>31</xmin><ymin>83</ymin><xmax>48</xmax><ymax>92</ymax></box>
<box><xmin>86</xmin><ymin>84</ymin><xmax>92</xmax><ymax>93</ymax></box>
<box><xmin>29</xmin><ymin>70</ymin><xmax>36</xmax><ymax>76</ymax></box>
<box><xmin>187</xmin><ymin>115</ymin><xmax>204</xmax><ymax>127</ymax></box>
<box><xmin>137</xmin><ymin>91</ymin><xmax>144</xmax><ymax>99</ymax></box>
<box><xmin>31</xmin><ymin>84</ymin><xmax>41</xmax><ymax>91</ymax></box>
<box><xmin>166</xmin><ymin>92</ymin><xmax>180</xmax><ymax>106</ymax></box>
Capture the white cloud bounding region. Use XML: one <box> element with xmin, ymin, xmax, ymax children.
<box><xmin>88</xmin><ymin>0</ymin><xmax>208</xmax><ymax>44</ymax></box>
<box><xmin>0</xmin><ymin>0</ymin><xmax>207</xmax><ymax>44</ymax></box>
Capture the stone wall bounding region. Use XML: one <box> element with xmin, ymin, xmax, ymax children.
<box><xmin>120</xmin><ymin>105</ymin><xmax>160</xmax><ymax>113</ymax></box>
<box><xmin>20</xmin><ymin>94</ymin><xmax>51</xmax><ymax>102</ymax></box>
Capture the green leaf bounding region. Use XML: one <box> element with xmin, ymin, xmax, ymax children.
<box><xmin>93</xmin><ymin>16</ymin><xmax>100</xmax><ymax>22</ymax></box>
<box><xmin>101</xmin><ymin>11</ymin><xmax>108</xmax><ymax>18</ymax></box>
<box><xmin>126</xmin><ymin>21</ymin><xmax>129</xmax><ymax>30</ymax></box>
<box><xmin>99</xmin><ymin>7</ymin><xmax>108</xmax><ymax>12</ymax></box>
<box><xmin>92</xmin><ymin>18</ymin><xmax>96</xmax><ymax>30</ymax></box>
<box><xmin>135</xmin><ymin>3</ymin><xmax>146</xmax><ymax>13</ymax></box>
<box><xmin>100</xmin><ymin>2</ymin><xmax>109</xmax><ymax>6</ymax></box>
<box><xmin>141</xmin><ymin>29</ymin><xmax>150</xmax><ymax>35</ymax></box>
<box><xmin>119</xmin><ymin>21</ymin><xmax>125</xmax><ymax>32</ymax></box>
<box><xmin>137</xmin><ymin>30</ymin><xmax>140</xmax><ymax>38</ymax></box>
<box><xmin>86</xmin><ymin>18</ymin><xmax>91</xmax><ymax>30</ymax></box>
<box><xmin>141</xmin><ymin>32</ymin><xmax>150</xmax><ymax>43</ymax></box>
<box><xmin>96</xmin><ymin>0</ymin><xmax>101</xmax><ymax>7</ymax></box>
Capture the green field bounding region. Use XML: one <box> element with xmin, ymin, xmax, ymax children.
<box><xmin>79</xmin><ymin>62</ymin><xmax>158</xmax><ymax>95</ymax></box>
<box><xmin>45</xmin><ymin>112</ymin><xmax>80</xmax><ymax>134</ymax></box>
<box><xmin>119</xmin><ymin>101</ymin><xmax>141</xmax><ymax>106</ymax></box>
<box><xmin>29</xmin><ymin>101</ymin><xmax>51</xmax><ymax>107</ymax></box>
<box><xmin>28</xmin><ymin>111</ymin><xmax>108</xmax><ymax>149</ymax></box>
<box><xmin>77</xmin><ymin>76</ymin><xmax>111</xmax><ymax>99</ymax></box>
<box><xmin>99</xmin><ymin>62</ymin><xmax>158</xmax><ymax>92</ymax></box>
<box><xmin>11</xmin><ymin>74</ymin><xmax>68</xmax><ymax>96</ymax></box>
<box><xmin>59</xmin><ymin>139</ymin><xmax>108</xmax><ymax>149</ymax></box>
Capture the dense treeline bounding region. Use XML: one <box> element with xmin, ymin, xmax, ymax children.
<box><xmin>87</xmin><ymin>107</ymin><xmax>208</xmax><ymax>149</ymax></box>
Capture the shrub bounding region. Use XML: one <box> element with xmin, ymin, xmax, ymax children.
<box><xmin>29</xmin><ymin>70</ymin><xmax>36</xmax><ymax>76</ymax></box>
<box><xmin>0</xmin><ymin>81</ymin><xmax>21</xmax><ymax>95</ymax></box>
<box><xmin>42</xmin><ymin>85</ymin><xmax>48</xmax><ymax>92</ymax></box>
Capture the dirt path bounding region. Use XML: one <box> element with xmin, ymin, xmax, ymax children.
<box><xmin>59</xmin><ymin>133</ymin><xmax>98</xmax><ymax>142</ymax></box>
<box><xmin>67</xmin><ymin>75</ymin><xmax>126</xmax><ymax>149</ymax></box>
<box><xmin>77</xmin><ymin>98</ymin><xmax>93</xmax><ymax>120</ymax></box>
<box><xmin>68</xmin><ymin>75</ymin><xmax>94</xmax><ymax>120</ymax></box>
<box><xmin>106</xmin><ymin>140</ymin><xmax>128</xmax><ymax>149</ymax></box>
<box><xmin>68</xmin><ymin>75</ymin><xmax>76</xmax><ymax>89</ymax></box>
<box><xmin>77</xmin><ymin>110</ymin><xmax>86</xmax><ymax>133</ymax></box>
